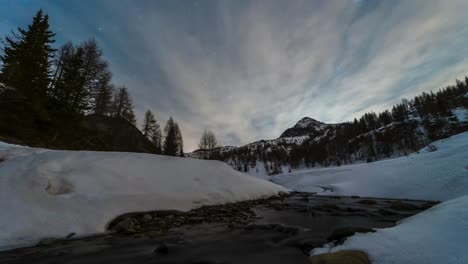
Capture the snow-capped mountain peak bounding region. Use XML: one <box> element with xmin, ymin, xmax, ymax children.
<box><xmin>280</xmin><ymin>117</ymin><xmax>330</xmax><ymax>138</ymax></box>
<box><xmin>293</xmin><ymin>117</ymin><xmax>326</xmax><ymax>128</ymax></box>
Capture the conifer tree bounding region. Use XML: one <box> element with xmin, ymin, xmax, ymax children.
<box><xmin>51</xmin><ymin>39</ymin><xmax>109</xmax><ymax>114</ymax></box>
<box><xmin>174</xmin><ymin>122</ymin><xmax>184</xmax><ymax>157</ymax></box>
<box><xmin>112</xmin><ymin>87</ymin><xmax>136</xmax><ymax>125</ymax></box>
<box><xmin>142</xmin><ymin>110</ymin><xmax>157</xmax><ymax>138</ymax></box>
<box><xmin>92</xmin><ymin>69</ymin><xmax>114</xmax><ymax>115</ymax></box>
<box><xmin>0</xmin><ymin>9</ymin><xmax>55</xmax><ymax>100</ymax></box>
<box><xmin>151</xmin><ymin>126</ymin><xmax>163</xmax><ymax>154</ymax></box>
<box><xmin>163</xmin><ymin>117</ymin><xmax>178</xmax><ymax>156</ymax></box>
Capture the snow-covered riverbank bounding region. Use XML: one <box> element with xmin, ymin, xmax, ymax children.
<box><xmin>0</xmin><ymin>143</ymin><xmax>287</xmax><ymax>250</ymax></box>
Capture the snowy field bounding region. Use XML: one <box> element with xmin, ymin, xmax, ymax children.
<box><xmin>320</xmin><ymin>195</ymin><xmax>468</xmax><ymax>264</ymax></box>
<box><xmin>271</xmin><ymin>132</ymin><xmax>468</xmax><ymax>201</ymax></box>
<box><xmin>273</xmin><ymin>132</ymin><xmax>468</xmax><ymax>264</ymax></box>
<box><xmin>0</xmin><ymin>143</ymin><xmax>287</xmax><ymax>250</ymax></box>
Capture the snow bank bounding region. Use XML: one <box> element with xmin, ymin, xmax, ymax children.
<box><xmin>297</xmin><ymin>132</ymin><xmax>468</xmax><ymax>263</ymax></box>
<box><xmin>272</xmin><ymin>132</ymin><xmax>468</xmax><ymax>201</ymax></box>
<box><xmin>314</xmin><ymin>195</ymin><xmax>468</xmax><ymax>264</ymax></box>
<box><xmin>0</xmin><ymin>143</ymin><xmax>287</xmax><ymax>250</ymax></box>
<box><xmin>453</xmin><ymin>107</ymin><xmax>468</xmax><ymax>122</ymax></box>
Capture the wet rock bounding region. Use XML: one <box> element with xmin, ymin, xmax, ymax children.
<box><xmin>346</xmin><ymin>207</ymin><xmax>364</xmax><ymax>213</ymax></box>
<box><xmin>189</xmin><ymin>216</ymin><xmax>204</xmax><ymax>222</ymax></box>
<box><xmin>140</xmin><ymin>214</ymin><xmax>153</xmax><ymax>223</ymax></box>
<box><xmin>65</xmin><ymin>232</ymin><xmax>76</xmax><ymax>239</ymax></box>
<box><xmin>390</xmin><ymin>201</ymin><xmax>420</xmax><ymax>211</ymax></box>
<box><xmin>154</xmin><ymin>243</ymin><xmax>169</xmax><ymax>254</ymax></box>
<box><xmin>320</xmin><ymin>204</ymin><xmax>340</xmax><ymax>210</ymax></box>
<box><xmin>288</xmin><ymin>238</ymin><xmax>324</xmax><ymax>254</ymax></box>
<box><xmin>378</xmin><ymin>209</ymin><xmax>397</xmax><ymax>216</ymax></box>
<box><xmin>113</xmin><ymin>217</ymin><xmax>141</xmax><ymax>233</ymax></box>
<box><xmin>358</xmin><ymin>199</ymin><xmax>377</xmax><ymax>205</ymax></box>
<box><xmin>310</xmin><ymin>250</ymin><xmax>370</xmax><ymax>264</ymax></box>
<box><xmin>153</xmin><ymin>210</ymin><xmax>183</xmax><ymax>218</ymax></box>
<box><xmin>37</xmin><ymin>238</ymin><xmax>60</xmax><ymax>246</ymax></box>
<box><xmin>327</xmin><ymin>227</ymin><xmax>375</xmax><ymax>244</ymax></box>
<box><xmin>420</xmin><ymin>201</ymin><xmax>439</xmax><ymax>210</ymax></box>
<box><xmin>192</xmin><ymin>260</ymin><xmax>228</xmax><ymax>264</ymax></box>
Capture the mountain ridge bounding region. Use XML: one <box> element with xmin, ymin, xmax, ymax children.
<box><xmin>188</xmin><ymin>78</ymin><xmax>468</xmax><ymax>176</ymax></box>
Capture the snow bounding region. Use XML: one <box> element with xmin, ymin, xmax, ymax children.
<box><xmin>292</xmin><ymin>132</ymin><xmax>468</xmax><ymax>263</ymax></box>
<box><xmin>452</xmin><ymin>108</ymin><xmax>468</xmax><ymax>122</ymax></box>
<box><xmin>271</xmin><ymin>132</ymin><xmax>468</xmax><ymax>202</ymax></box>
<box><xmin>0</xmin><ymin>143</ymin><xmax>287</xmax><ymax>250</ymax></box>
<box><xmin>314</xmin><ymin>195</ymin><xmax>468</xmax><ymax>264</ymax></box>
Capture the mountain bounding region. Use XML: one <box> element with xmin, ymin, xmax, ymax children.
<box><xmin>279</xmin><ymin>117</ymin><xmax>329</xmax><ymax>138</ymax></box>
<box><xmin>188</xmin><ymin>79</ymin><xmax>468</xmax><ymax>176</ymax></box>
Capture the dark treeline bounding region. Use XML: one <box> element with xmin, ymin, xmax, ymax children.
<box><xmin>0</xmin><ymin>10</ymin><xmax>184</xmax><ymax>156</ymax></box>
<box><xmin>215</xmin><ymin>78</ymin><xmax>468</xmax><ymax>174</ymax></box>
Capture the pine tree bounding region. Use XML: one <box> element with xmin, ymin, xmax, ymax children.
<box><xmin>141</xmin><ymin>110</ymin><xmax>163</xmax><ymax>153</ymax></box>
<box><xmin>92</xmin><ymin>69</ymin><xmax>114</xmax><ymax>115</ymax></box>
<box><xmin>163</xmin><ymin>117</ymin><xmax>178</xmax><ymax>156</ymax></box>
<box><xmin>151</xmin><ymin>126</ymin><xmax>163</xmax><ymax>154</ymax></box>
<box><xmin>142</xmin><ymin>110</ymin><xmax>156</xmax><ymax>137</ymax></box>
<box><xmin>0</xmin><ymin>9</ymin><xmax>55</xmax><ymax>100</ymax></box>
<box><xmin>50</xmin><ymin>39</ymin><xmax>109</xmax><ymax>114</ymax></box>
<box><xmin>174</xmin><ymin>122</ymin><xmax>184</xmax><ymax>157</ymax></box>
<box><xmin>111</xmin><ymin>87</ymin><xmax>136</xmax><ymax>125</ymax></box>
<box><xmin>0</xmin><ymin>9</ymin><xmax>56</xmax><ymax>134</ymax></box>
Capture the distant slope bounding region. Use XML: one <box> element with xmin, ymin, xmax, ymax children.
<box><xmin>302</xmin><ymin>132</ymin><xmax>468</xmax><ymax>264</ymax></box>
<box><xmin>271</xmin><ymin>131</ymin><xmax>468</xmax><ymax>201</ymax></box>
<box><xmin>190</xmin><ymin>109</ymin><xmax>468</xmax><ymax>176</ymax></box>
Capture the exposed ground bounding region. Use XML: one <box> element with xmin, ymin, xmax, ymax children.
<box><xmin>0</xmin><ymin>192</ymin><xmax>437</xmax><ymax>264</ymax></box>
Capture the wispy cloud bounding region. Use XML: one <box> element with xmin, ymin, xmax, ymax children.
<box><xmin>2</xmin><ymin>0</ymin><xmax>468</xmax><ymax>151</ymax></box>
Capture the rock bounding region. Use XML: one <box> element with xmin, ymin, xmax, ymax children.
<box><xmin>390</xmin><ymin>201</ymin><xmax>420</xmax><ymax>211</ymax></box>
<box><xmin>327</xmin><ymin>227</ymin><xmax>375</xmax><ymax>244</ymax></box>
<box><xmin>140</xmin><ymin>214</ymin><xmax>153</xmax><ymax>223</ymax></box>
<box><xmin>320</xmin><ymin>204</ymin><xmax>339</xmax><ymax>210</ymax></box>
<box><xmin>378</xmin><ymin>209</ymin><xmax>397</xmax><ymax>216</ymax></box>
<box><xmin>153</xmin><ymin>210</ymin><xmax>183</xmax><ymax>218</ymax></box>
<box><xmin>346</xmin><ymin>207</ymin><xmax>364</xmax><ymax>213</ymax></box>
<box><xmin>358</xmin><ymin>199</ymin><xmax>377</xmax><ymax>205</ymax></box>
<box><xmin>189</xmin><ymin>216</ymin><xmax>204</xmax><ymax>222</ymax></box>
<box><xmin>192</xmin><ymin>260</ymin><xmax>228</xmax><ymax>264</ymax></box>
<box><xmin>113</xmin><ymin>217</ymin><xmax>141</xmax><ymax>233</ymax></box>
<box><xmin>288</xmin><ymin>238</ymin><xmax>323</xmax><ymax>253</ymax></box>
<box><xmin>154</xmin><ymin>243</ymin><xmax>169</xmax><ymax>254</ymax></box>
<box><xmin>309</xmin><ymin>250</ymin><xmax>370</xmax><ymax>264</ymax></box>
<box><xmin>65</xmin><ymin>232</ymin><xmax>76</xmax><ymax>239</ymax></box>
<box><xmin>37</xmin><ymin>237</ymin><xmax>60</xmax><ymax>246</ymax></box>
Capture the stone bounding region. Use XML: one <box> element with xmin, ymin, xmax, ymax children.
<box><xmin>390</xmin><ymin>201</ymin><xmax>420</xmax><ymax>211</ymax></box>
<box><xmin>114</xmin><ymin>217</ymin><xmax>141</xmax><ymax>233</ymax></box>
<box><xmin>327</xmin><ymin>227</ymin><xmax>375</xmax><ymax>244</ymax></box>
<box><xmin>140</xmin><ymin>214</ymin><xmax>153</xmax><ymax>223</ymax></box>
<box><xmin>154</xmin><ymin>243</ymin><xmax>169</xmax><ymax>254</ymax></box>
<box><xmin>65</xmin><ymin>232</ymin><xmax>76</xmax><ymax>239</ymax></box>
<box><xmin>358</xmin><ymin>199</ymin><xmax>377</xmax><ymax>205</ymax></box>
<box><xmin>37</xmin><ymin>237</ymin><xmax>60</xmax><ymax>246</ymax></box>
<box><xmin>309</xmin><ymin>250</ymin><xmax>370</xmax><ymax>264</ymax></box>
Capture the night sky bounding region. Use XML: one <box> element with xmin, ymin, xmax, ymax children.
<box><xmin>1</xmin><ymin>0</ymin><xmax>468</xmax><ymax>151</ymax></box>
